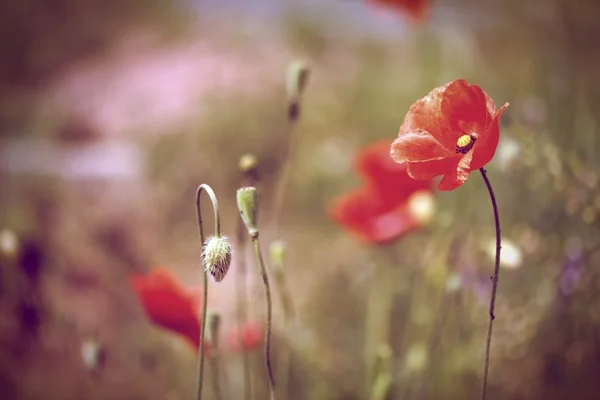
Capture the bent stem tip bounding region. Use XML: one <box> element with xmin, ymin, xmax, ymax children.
<box><xmin>195</xmin><ymin>184</ymin><xmax>222</xmax><ymax>400</ymax></box>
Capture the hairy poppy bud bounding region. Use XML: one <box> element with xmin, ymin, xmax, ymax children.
<box><xmin>237</xmin><ymin>187</ymin><xmax>259</xmax><ymax>237</ymax></box>
<box><xmin>202</xmin><ymin>236</ymin><xmax>233</xmax><ymax>283</ymax></box>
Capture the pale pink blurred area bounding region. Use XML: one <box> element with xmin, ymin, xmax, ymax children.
<box><xmin>1</xmin><ymin>16</ymin><xmax>292</xmax><ymax>332</ymax></box>
<box><xmin>47</xmin><ymin>27</ymin><xmax>289</xmax><ymax>139</ymax></box>
<box><xmin>0</xmin><ymin>137</ymin><xmax>143</xmax><ymax>180</ymax></box>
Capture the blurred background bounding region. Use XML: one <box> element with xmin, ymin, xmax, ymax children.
<box><xmin>1</xmin><ymin>0</ymin><xmax>600</xmax><ymax>399</ymax></box>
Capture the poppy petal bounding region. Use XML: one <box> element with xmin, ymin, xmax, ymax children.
<box><xmin>366</xmin><ymin>204</ymin><xmax>419</xmax><ymax>243</ymax></box>
<box><xmin>330</xmin><ymin>188</ymin><xmax>419</xmax><ymax>244</ymax></box>
<box><xmin>358</xmin><ymin>140</ymin><xmax>432</xmax><ymax>197</ymax></box>
<box><xmin>438</xmin><ymin>151</ymin><xmax>473</xmax><ymax>191</ymax></box>
<box><xmin>441</xmin><ymin>80</ymin><xmax>489</xmax><ymax>132</ymax></box>
<box><xmin>369</xmin><ymin>0</ymin><xmax>430</xmax><ymax>22</ymax></box>
<box><xmin>484</xmin><ymin>92</ymin><xmax>497</xmax><ymax>116</ymax></box>
<box><xmin>357</xmin><ymin>140</ymin><xmax>411</xmax><ymax>187</ymax></box>
<box><xmin>406</xmin><ymin>156</ymin><xmax>461</xmax><ymax>180</ymax></box>
<box><xmin>149</xmin><ymin>267</ymin><xmax>188</xmax><ymax>293</ymax></box>
<box><xmin>130</xmin><ymin>274</ymin><xmax>147</xmax><ymax>293</ymax></box>
<box><xmin>130</xmin><ymin>267</ymin><xmax>204</xmax><ymax>350</ymax></box>
<box><xmin>396</xmin><ymin>81</ymin><xmax>458</xmax><ymax>151</ymax></box>
<box><xmin>391</xmin><ymin>130</ymin><xmax>453</xmax><ymax>163</ymax></box>
<box><xmin>470</xmin><ymin>103</ymin><xmax>509</xmax><ymax>170</ymax></box>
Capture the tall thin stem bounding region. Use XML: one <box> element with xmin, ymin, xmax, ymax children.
<box><xmin>195</xmin><ymin>184</ymin><xmax>221</xmax><ymax>400</ymax></box>
<box><xmin>273</xmin><ymin>265</ymin><xmax>294</xmax><ymax>399</ymax></box>
<box><xmin>479</xmin><ymin>168</ymin><xmax>502</xmax><ymax>400</ymax></box>
<box><xmin>236</xmin><ymin>219</ymin><xmax>253</xmax><ymax>400</ymax></box>
<box><xmin>209</xmin><ymin>354</ymin><xmax>224</xmax><ymax>400</ymax></box>
<box><xmin>209</xmin><ymin>313</ymin><xmax>224</xmax><ymax>400</ymax></box>
<box><xmin>236</xmin><ymin>170</ymin><xmax>257</xmax><ymax>400</ymax></box>
<box><xmin>270</xmin><ymin>119</ymin><xmax>297</xmax><ymax>400</ymax></box>
<box><xmin>251</xmin><ymin>233</ymin><xmax>276</xmax><ymax>400</ymax></box>
<box><xmin>271</xmin><ymin>120</ymin><xmax>297</xmax><ymax>236</ymax></box>
<box><xmin>364</xmin><ymin>261</ymin><xmax>395</xmax><ymax>394</ymax></box>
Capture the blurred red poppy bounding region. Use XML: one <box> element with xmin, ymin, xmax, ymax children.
<box><xmin>226</xmin><ymin>320</ymin><xmax>263</xmax><ymax>352</ymax></box>
<box><xmin>330</xmin><ymin>140</ymin><xmax>433</xmax><ymax>244</ymax></box>
<box><xmin>131</xmin><ymin>266</ymin><xmax>207</xmax><ymax>350</ymax></box>
<box><xmin>369</xmin><ymin>0</ymin><xmax>430</xmax><ymax>22</ymax></box>
<box><xmin>390</xmin><ymin>79</ymin><xmax>509</xmax><ymax>191</ymax></box>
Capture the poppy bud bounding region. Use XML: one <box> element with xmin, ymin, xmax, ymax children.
<box><xmin>239</xmin><ymin>154</ymin><xmax>258</xmax><ymax>176</ymax></box>
<box><xmin>81</xmin><ymin>338</ymin><xmax>106</xmax><ymax>372</ymax></box>
<box><xmin>202</xmin><ymin>236</ymin><xmax>233</xmax><ymax>283</ymax></box>
<box><xmin>0</xmin><ymin>229</ymin><xmax>19</xmax><ymax>262</ymax></box>
<box><xmin>269</xmin><ymin>240</ymin><xmax>286</xmax><ymax>274</ymax></box>
<box><xmin>407</xmin><ymin>190</ymin><xmax>436</xmax><ymax>226</ymax></box>
<box><xmin>207</xmin><ymin>311</ymin><xmax>222</xmax><ymax>346</ymax></box>
<box><xmin>237</xmin><ymin>187</ymin><xmax>259</xmax><ymax>237</ymax></box>
<box><xmin>286</xmin><ymin>61</ymin><xmax>310</xmax><ymax>121</ymax></box>
<box><xmin>286</xmin><ymin>61</ymin><xmax>310</xmax><ymax>101</ymax></box>
<box><xmin>405</xmin><ymin>342</ymin><xmax>428</xmax><ymax>373</ymax></box>
<box><xmin>367</xmin><ymin>344</ymin><xmax>393</xmax><ymax>400</ymax></box>
<box><xmin>485</xmin><ymin>237</ymin><xmax>523</xmax><ymax>270</ymax></box>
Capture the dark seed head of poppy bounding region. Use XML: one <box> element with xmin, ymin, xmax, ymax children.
<box><xmin>455</xmin><ymin>134</ymin><xmax>476</xmax><ymax>154</ymax></box>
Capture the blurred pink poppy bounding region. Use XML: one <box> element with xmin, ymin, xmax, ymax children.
<box><xmin>226</xmin><ymin>321</ymin><xmax>263</xmax><ymax>352</ymax></box>
<box><xmin>369</xmin><ymin>0</ymin><xmax>430</xmax><ymax>22</ymax></box>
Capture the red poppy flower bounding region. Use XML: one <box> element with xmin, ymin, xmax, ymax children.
<box><xmin>131</xmin><ymin>266</ymin><xmax>207</xmax><ymax>350</ymax></box>
<box><xmin>369</xmin><ymin>0</ymin><xmax>430</xmax><ymax>22</ymax></box>
<box><xmin>226</xmin><ymin>320</ymin><xmax>263</xmax><ymax>352</ymax></box>
<box><xmin>330</xmin><ymin>140</ymin><xmax>434</xmax><ymax>244</ymax></box>
<box><xmin>390</xmin><ymin>79</ymin><xmax>509</xmax><ymax>191</ymax></box>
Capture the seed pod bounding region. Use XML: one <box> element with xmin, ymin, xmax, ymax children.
<box><xmin>237</xmin><ymin>187</ymin><xmax>259</xmax><ymax>237</ymax></box>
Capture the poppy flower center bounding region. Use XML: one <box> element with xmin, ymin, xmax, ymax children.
<box><xmin>456</xmin><ymin>134</ymin><xmax>476</xmax><ymax>154</ymax></box>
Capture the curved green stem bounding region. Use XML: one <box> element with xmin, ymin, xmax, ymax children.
<box><xmin>479</xmin><ymin>168</ymin><xmax>502</xmax><ymax>400</ymax></box>
<box><xmin>251</xmin><ymin>233</ymin><xmax>276</xmax><ymax>400</ymax></box>
<box><xmin>196</xmin><ymin>184</ymin><xmax>221</xmax><ymax>239</ymax></box>
<box><xmin>195</xmin><ymin>184</ymin><xmax>221</xmax><ymax>400</ymax></box>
